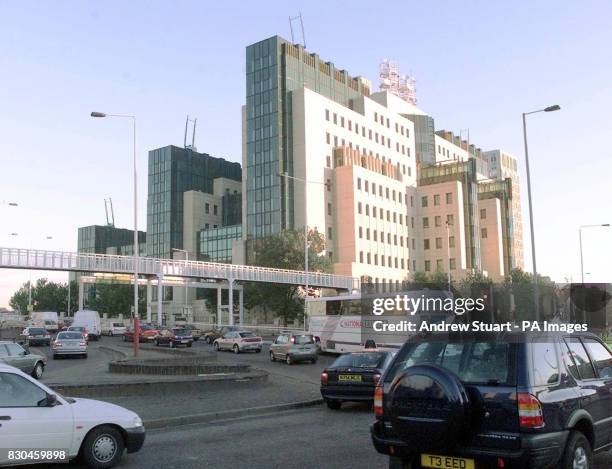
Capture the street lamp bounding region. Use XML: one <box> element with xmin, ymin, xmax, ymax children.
<box><xmin>1</xmin><ymin>201</ymin><xmax>18</xmax><ymax>207</ymax></box>
<box><xmin>278</xmin><ymin>172</ymin><xmax>330</xmax><ymax>329</ymax></box>
<box><xmin>522</xmin><ymin>104</ymin><xmax>560</xmax><ymax>320</ymax></box>
<box><xmin>91</xmin><ymin>111</ymin><xmax>140</xmax><ymax>356</ymax></box>
<box><xmin>579</xmin><ymin>224</ymin><xmax>610</xmax><ymax>283</ymax></box>
<box><xmin>172</xmin><ymin>248</ymin><xmax>190</xmax><ymax>317</ymax></box>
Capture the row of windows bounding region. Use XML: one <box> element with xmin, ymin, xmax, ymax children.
<box><xmin>357</xmin><ymin>203</ymin><xmax>406</xmax><ymax>225</ymax></box>
<box><xmin>325</xmin><ymin>132</ymin><xmax>411</xmax><ymax>159</ymax></box>
<box><xmin>423</xmin><ymin>236</ymin><xmax>456</xmax><ymax>250</ymax></box>
<box><xmin>359</xmin><ymin>252</ymin><xmax>407</xmax><ymax>269</ymax></box>
<box><xmin>437</xmin><ymin>144</ymin><xmax>463</xmax><ymax>161</ymax></box>
<box><xmin>204</xmin><ymin>203</ymin><xmax>219</xmax><ymax>216</ymax></box>
<box><xmin>358</xmin><ymin>228</ymin><xmax>408</xmax><ymax>247</ymax></box>
<box><xmin>423</xmin><ymin>258</ymin><xmax>457</xmax><ymax>272</ymax></box>
<box><xmin>356</xmin><ymin>179</ymin><xmax>407</xmax><ymax>203</ymax></box>
<box><xmin>325</xmin><ymin>108</ymin><xmax>411</xmax><ymax>141</ymax></box>
<box><xmin>422</xmin><ymin>214</ymin><xmax>455</xmax><ymax>228</ymax></box>
<box><xmin>421</xmin><ymin>193</ymin><xmax>453</xmax><ymax>207</ymax></box>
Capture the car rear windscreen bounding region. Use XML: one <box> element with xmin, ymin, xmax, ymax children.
<box><xmin>385</xmin><ymin>340</ymin><xmax>517</xmax><ymax>386</ymax></box>
<box><xmin>59</xmin><ymin>332</ymin><xmax>83</xmax><ymax>340</ymax></box>
<box><xmin>29</xmin><ymin>328</ymin><xmax>46</xmax><ymax>334</ymax></box>
<box><xmin>332</xmin><ymin>352</ymin><xmax>389</xmax><ymax>369</ymax></box>
<box><xmin>239</xmin><ymin>332</ymin><xmax>255</xmax><ymax>338</ymax></box>
<box><xmin>294</xmin><ymin>335</ymin><xmax>314</xmax><ymax>345</ymax></box>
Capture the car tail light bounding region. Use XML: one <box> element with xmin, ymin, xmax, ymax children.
<box><xmin>320</xmin><ymin>372</ymin><xmax>328</xmax><ymax>386</ymax></box>
<box><xmin>374</xmin><ymin>385</ymin><xmax>384</xmax><ymax>416</ymax></box>
<box><xmin>290</xmin><ymin>336</ymin><xmax>295</xmax><ymax>343</ymax></box>
<box><xmin>53</xmin><ymin>342</ymin><xmax>62</xmax><ymax>348</ymax></box>
<box><xmin>518</xmin><ymin>393</ymin><xmax>545</xmax><ymax>428</ymax></box>
<box><xmin>79</xmin><ymin>341</ymin><xmax>86</xmax><ymax>346</ymax></box>
<box><xmin>373</xmin><ymin>373</ymin><xmax>381</xmax><ymax>385</ymax></box>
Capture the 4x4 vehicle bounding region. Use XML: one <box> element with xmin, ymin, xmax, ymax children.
<box><xmin>371</xmin><ymin>332</ymin><xmax>612</xmax><ymax>469</ymax></box>
<box><xmin>270</xmin><ymin>332</ymin><xmax>318</xmax><ymax>365</ymax></box>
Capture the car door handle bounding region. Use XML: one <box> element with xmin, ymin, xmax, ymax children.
<box><xmin>0</xmin><ymin>416</ymin><xmax>11</xmax><ymax>420</ymax></box>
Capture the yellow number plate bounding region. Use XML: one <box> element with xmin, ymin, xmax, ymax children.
<box><xmin>421</xmin><ymin>454</ymin><xmax>475</xmax><ymax>469</ymax></box>
<box><xmin>338</xmin><ymin>374</ymin><xmax>362</xmax><ymax>382</ymax></box>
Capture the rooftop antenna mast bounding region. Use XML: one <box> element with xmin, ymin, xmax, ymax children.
<box><xmin>108</xmin><ymin>197</ymin><xmax>115</xmax><ymax>226</ymax></box>
<box><xmin>289</xmin><ymin>12</ymin><xmax>306</xmax><ymax>48</ymax></box>
<box><xmin>104</xmin><ymin>199</ymin><xmax>110</xmax><ymax>226</ymax></box>
<box><xmin>184</xmin><ymin>115</ymin><xmax>198</xmax><ymax>151</ymax></box>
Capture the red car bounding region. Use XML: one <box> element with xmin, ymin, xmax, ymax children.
<box><xmin>122</xmin><ymin>324</ymin><xmax>159</xmax><ymax>343</ymax></box>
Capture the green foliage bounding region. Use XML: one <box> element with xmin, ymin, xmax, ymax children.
<box><xmin>89</xmin><ymin>283</ymin><xmax>146</xmax><ymax>317</ymax></box>
<box><xmin>244</xmin><ymin>229</ymin><xmax>331</xmax><ymax>326</ymax></box>
<box><xmin>9</xmin><ymin>278</ymin><xmax>77</xmax><ymax>314</ymax></box>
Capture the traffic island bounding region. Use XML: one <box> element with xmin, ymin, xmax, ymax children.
<box><xmin>46</xmin><ymin>345</ymin><xmax>268</xmax><ymax>397</ymax></box>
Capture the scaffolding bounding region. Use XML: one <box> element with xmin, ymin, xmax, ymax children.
<box><xmin>379</xmin><ymin>59</ymin><xmax>417</xmax><ymax>105</ymax></box>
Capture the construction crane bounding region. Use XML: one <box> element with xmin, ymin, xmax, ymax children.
<box><xmin>184</xmin><ymin>115</ymin><xmax>197</xmax><ymax>151</ymax></box>
<box><xmin>104</xmin><ymin>198</ymin><xmax>115</xmax><ymax>227</ymax></box>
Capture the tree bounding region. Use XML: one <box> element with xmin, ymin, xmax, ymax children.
<box><xmin>9</xmin><ymin>278</ymin><xmax>70</xmax><ymax>313</ymax></box>
<box><xmin>244</xmin><ymin>229</ymin><xmax>332</xmax><ymax>326</ymax></box>
<box><xmin>89</xmin><ymin>283</ymin><xmax>146</xmax><ymax>317</ymax></box>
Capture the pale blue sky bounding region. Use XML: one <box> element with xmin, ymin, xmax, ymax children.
<box><xmin>1</xmin><ymin>0</ymin><xmax>611</xmax><ymax>307</ymax></box>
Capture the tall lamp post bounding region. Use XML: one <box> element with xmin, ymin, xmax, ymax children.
<box><xmin>172</xmin><ymin>248</ymin><xmax>190</xmax><ymax>317</ymax></box>
<box><xmin>522</xmin><ymin>104</ymin><xmax>560</xmax><ymax>320</ymax></box>
<box><xmin>579</xmin><ymin>224</ymin><xmax>610</xmax><ymax>283</ymax></box>
<box><xmin>278</xmin><ymin>172</ymin><xmax>330</xmax><ymax>329</ymax></box>
<box><xmin>91</xmin><ymin>111</ymin><xmax>140</xmax><ymax>356</ymax></box>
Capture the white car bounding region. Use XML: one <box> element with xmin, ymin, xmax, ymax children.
<box><xmin>213</xmin><ymin>330</ymin><xmax>263</xmax><ymax>354</ymax></box>
<box><xmin>105</xmin><ymin>323</ymin><xmax>127</xmax><ymax>337</ymax></box>
<box><xmin>0</xmin><ymin>363</ymin><xmax>145</xmax><ymax>468</ymax></box>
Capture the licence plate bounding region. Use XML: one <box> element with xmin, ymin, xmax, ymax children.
<box><xmin>338</xmin><ymin>374</ymin><xmax>361</xmax><ymax>382</ymax></box>
<box><xmin>421</xmin><ymin>454</ymin><xmax>474</xmax><ymax>469</ymax></box>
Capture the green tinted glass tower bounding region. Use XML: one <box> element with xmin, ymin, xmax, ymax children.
<box><xmin>245</xmin><ymin>36</ymin><xmax>370</xmax><ymax>240</ymax></box>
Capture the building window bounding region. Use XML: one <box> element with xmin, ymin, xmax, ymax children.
<box><xmin>374</xmin><ymin>254</ymin><xmax>378</xmax><ymax>265</ymax></box>
<box><xmin>366</xmin><ymin>205</ymin><xmax>370</xmax><ymax>216</ymax></box>
<box><xmin>373</xmin><ymin>231</ymin><xmax>377</xmax><ymax>241</ymax></box>
<box><xmin>326</xmin><ymin>155</ymin><xmax>331</xmax><ymax>167</ymax></box>
<box><xmin>449</xmin><ymin>258</ymin><xmax>456</xmax><ymax>270</ymax></box>
<box><xmin>446</xmin><ymin>192</ymin><xmax>453</xmax><ymax>204</ymax></box>
<box><xmin>480</xmin><ymin>209</ymin><xmax>487</xmax><ymax>219</ymax></box>
<box><xmin>325</xmin><ymin>109</ymin><xmax>330</xmax><ymax>121</ymax></box>
<box><xmin>327</xmin><ymin>179</ymin><xmax>331</xmax><ymax>192</ymax></box>
<box><xmin>424</xmin><ymin>239</ymin><xmax>430</xmax><ymax>250</ymax></box>
<box><xmin>373</xmin><ymin>207</ymin><xmax>377</xmax><ymax>218</ymax></box>
<box><xmin>381</xmin><ymin>256</ymin><xmax>385</xmax><ymax>266</ymax></box>
<box><xmin>365</xmin><ymin>181</ymin><xmax>369</xmax><ymax>193</ymax></box>
<box><xmin>340</xmin><ymin>116</ymin><xmax>344</xmax><ymax>128</ymax></box>
<box><xmin>358</xmin><ymin>202</ymin><xmax>362</xmax><ymax>214</ymax></box>
<box><xmin>449</xmin><ymin>236</ymin><xmax>455</xmax><ymax>248</ymax></box>
<box><xmin>434</xmin><ymin>216</ymin><xmax>441</xmax><ymax>227</ymax></box>
<box><xmin>434</xmin><ymin>194</ymin><xmax>440</xmax><ymax>206</ymax></box>
<box><xmin>481</xmin><ymin>228</ymin><xmax>488</xmax><ymax>239</ymax></box>
<box><xmin>328</xmin><ymin>227</ymin><xmax>332</xmax><ymax>240</ymax></box>
<box><xmin>359</xmin><ymin>227</ymin><xmax>363</xmax><ymax>238</ymax></box>
<box><xmin>213</xmin><ymin>205</ymin><xmax>218</xmax><ymax>216</ymax></box>
<box><xmin>447</xmin><ymin>214</ymin><xmax>454</xmax><ymax>226</ymax></box>
<box><xmin>436</xmin><ymin>259</ymin><xmax>443</xmax><ymax>271</ymax></box>
<box><xmin>367</xmin><ymin>253</ymin><xmax>371</xmax><ymax>264</ymax></box>
<box><xmin>328</xmin><ymin>251</ymin><xmax>333</xmax><ymax>260</ymax></box>
<box><xmin>326</xmin><ymin>132</ymin><xmax>330</xmax><ymax>144</ymax></box>
<box><xmin>333</xmin><ymin>113</ymin><xmax>337</xmax><ymax>124</ymax></box>
<box><xmin>422</xmin><ymin>217</ymin><xmax>429</xmax><ymax>228</ymax></box>
<box><xmin>425</xmin><ymin>260</ymin><xmax>431</xmax><ymax>272</ymax></box>
<box><xmin>435</xmin><ymin>238</ymin><xmax>442</xmax><ymax>249</ymax></box>
<box><xmin>421</xmin><ymin>196</ymin><xmax>428</xmax><ymax>207</ymax></box>
<box><xmin>205</xmin><ymin>203</ymin><xmax>210</xmax><ymax>214</ymax></box>
<box><xmin>366</xmin><ymin>228</ymin><xmax>370</xmax><ymax>240</ymax></box>
<box><xmin>327</xmin><ymin>203</ymin><xmax>332</xmax><ymax>216</ymax></box>
<box><xmin>357</xmin><ymin>178</ymin><xmax>361</xmax><ymax>190</ymax></box>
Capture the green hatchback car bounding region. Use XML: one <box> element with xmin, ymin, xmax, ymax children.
<box><xmin>0</xmin><ymin>341</ymin><xmax>47</xmax><ymax>379</ymax></box>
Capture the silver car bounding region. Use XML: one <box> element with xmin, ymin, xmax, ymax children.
<box><xmin>214</xmin><ymin>330</ymin><xmax>263</xmax><ymax>353</ymax></box>
<box><xmin>0</xmin><ymin>341</ymin><xmax>47</xmax><ymax>379</ymax></box>
<box><xmin>270</xmin><ymin>332</ymin><xmax>318</xmax><ymax>365</ymax></box>
<box><xmin>52</xmin><ymin>331</ymin><xmax>88</xmax><ymax>359</ymax></box>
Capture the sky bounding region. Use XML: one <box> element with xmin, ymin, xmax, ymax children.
<box><xmin>1</xmin><ymin>0</ymin><xmax>611</xmax><ymax>308</ymax></box>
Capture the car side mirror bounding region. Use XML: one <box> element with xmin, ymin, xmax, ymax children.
<box><xmin>47</xmin><ymin>393</ymin><xmax>58</xmax><ymax>406</ymax></box>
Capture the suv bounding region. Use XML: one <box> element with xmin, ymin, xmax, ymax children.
<box><xmin>371</xmin><ymin>332</ymin><xmax>612</xmax><ymax>469</ymax></box>
<box><xmin>270</xmin><ymin>332</ymin><xmax>318</xmax><ymax>365</ymax></box>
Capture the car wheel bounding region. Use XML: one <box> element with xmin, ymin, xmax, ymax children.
<box><xmin>193</xmin><ymin>337</ymin><xmax>199</xmax><ymax>342</ymax></box>
<box><xmin>214</xmin><ymin>342</ymin><xmax>220</xmax><ymax>351</ymax></box>
<box><xmin>311</xmin><ymin>358</ymin><xmax>318</xmax><ymax>364</ymax></box>
<box><xmin>233</xmin><ymin>344</ymin><xmax>240</xmax><ymax>354</ymax></box>
<box><xmin>255</xmin><ymin>348</ymin><xmax>261</xmax><ymax>353</ymax></box>
<box><xmin>560</xmin><ymin>431</ymin><xmax>592</xmax><ymax>469</ymax></box>
<box><xmin>205</xmin><ymin>336</ymin><xmax>212</xmax><ymax>344</ymax></box>
<box><xmin>187</xmin><ymin>342</ymin><xmax>193</xmax><ymax>348</ymax></box>
<box><xmin>285</xmin><ymin>355</ymin><xmax>292</xmax><ymax>365</ymax></box>
<box><xmin>83</xmin><ymin>354</ymin><xmax>88</xmax><ymax>359</ymax></box>
<box><xmin>270</xmin><ymin>351</ymin><xmax>276</xmax><ymax>362</ymax></box>
<box><xmin>81</xmin><ymin>425</ymin><xmax>125</xmax><ymax>469</ymax></box>
<box><xmin>31</xmin><ymin>362</ymin><xmax>44</xmax><ymax>379</ymax></box>
<box><xmin>326</xmin><ymin>400</ymin><xmax>341</xmax><ymax>410</ymax></box>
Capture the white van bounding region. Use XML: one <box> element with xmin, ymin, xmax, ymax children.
<box><xmin>72</xmin><ymin>310</ymin><xmax>102</xmax><ymax>341</ymax></box>
<box><xmin>30</xmin><ymin>311</ymin><xmax>59</xmax><ymax>333</ymax></box>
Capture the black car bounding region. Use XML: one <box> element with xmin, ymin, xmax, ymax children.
<box><xmin>154</xmin><ymin>328</ymin><xmax>194</xmax><ymax>348</ymax></box>
<box><xmin>371</xmin><ymin>331</ymin><xmax>612</xmax><ymax>469</ymax></box>
<box><xmin>20</xmin><ymin>327</ymin><xmax>52</xmax><ymax>346</ymax></box>
<box><xmin>321</xmin><ymin>349</ymin><xmax>396</xmax><ymax>410</ymax></box>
